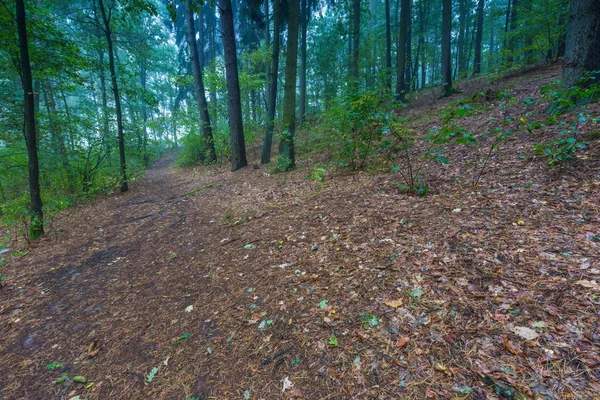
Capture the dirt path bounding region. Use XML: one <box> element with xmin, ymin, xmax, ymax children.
<box><xmin>1</xmin><ymin>68</ymin><xmax>600</xmax><ymax>399</ymax></box>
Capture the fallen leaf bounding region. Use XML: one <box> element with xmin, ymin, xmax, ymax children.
<box><xmin>185</xmin><ymin>305</ymin><xmax>194</xmax><ymax>312</ymax></box>
<box><xmin>318</xmin><ymin>299</ymin><xmax>328</xmax><ymax>309</ymax></box>
<box><xmin>503</xmin><ymin>336</ymin><xmax>522</xmax><ymax>356</ymax></box>
<box><xmin>396</xmin><ymin>337</ymin><xmax>410</xmax><ymax>349</ymax></box>
<box><xmin>575</xmin><ymin>280</ymin><xmax>600</xmax><ymax>290</ymax></box>
<box><xmin>72</xmin><ymin>376</ymin><xmax>87</xmax><ymax>383</ymax></box>
<box><xmin>384</xmin><ymin>299</ymin><xmax>403</xmax><ymax>308</ymax></box>
<box><xmin>282</xmin><ymin>376</ymin><xmax>294</xmax><ymax>392</ymax></box>
<box><xmin>510</xmin><ymin>326</ymin><xmax>540</xmax><ymax>340</ymax></box>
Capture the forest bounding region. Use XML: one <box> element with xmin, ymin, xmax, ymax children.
<box><xmin>0</xmin><ymin>0</ymin><xmax>599</xmax><ymax>398</ymax></box>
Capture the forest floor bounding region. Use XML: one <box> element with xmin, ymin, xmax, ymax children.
<box><xmin>1</xmin><ymin>64</ymin><xmax>600</xmax><ymax>400</ymax></box>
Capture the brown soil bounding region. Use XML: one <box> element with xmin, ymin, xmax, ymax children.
<box><xmin>1</xmin><ymin>65</ymin><xmax>599</xmax><ymax>400</ymax></box>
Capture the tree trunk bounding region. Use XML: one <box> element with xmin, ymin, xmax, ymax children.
<box><xmin>278</xmin><ymin>0</ymin><xmax>300</xmax><ymax>172</ymax></box>
<box><xmin>42</xmin><ymin>79</ymin><xmax>70</xmax><ymax>172</ymax></box>
<box><xmin>396</xmin><ymin>0</ymin><xmax>410</xmax><ymax>101</ymax></box>
<box><xmin>350</xmin><ymin>0</ymin><xmax>360</xmax><ymax>91</ymax></box>
<box><xmin>299</xmin><ymin>0</ymin><xmax>307</xmax><ymax>124</ymax></box>
<box><xmin>441</xmin><ymin>0</ymin><xmax>453</xmax><ymax>97</ymax></box>
<box><xmin>262</xmin><ymin>0</ymin><xmax>281</xmax><ymax>164</ymax></box>
<box><xmin>219</xmin><ymin>0</ymin><xmax>247</xmax><ymax>171</ymax></box>
<box><xmin>474</xmin><ymin>0</ymin><xmax>484</xmax><ymax>75</ymax></box>
<box><xmin>385</xmin><ymin>0</ymin><xmax>392</xmax><ymax>91</ymax></box>
<box><xmin>185</xmin><ymin>0</ymin><xmax>217</xmax><ymax>163</ymax></box>
<box><xmin>562</xmin><ymin>0</ymin><xmax>600</xmax><ymax>87</ymax></box>
<box><xmin>507</xmin><ymin>0</ymin><xmax>518</xmax><ymax>66</ymax></box>
<box><xmin>98</xmin><ymin>0</ymin><xmax>128</xmax><ymax>192</ymax></box>
<box><xmin>457</xmin><ymin>0</ymin><xmax>467</xmax><ymax>77</ymax></box>
<box><xmin>405</xmin><ymin>0</ymin><xmax>412</xmax><ymax>91</ymax></box>
<box><xmin>16</xmin><ymin>0</ymin><xmax>44</xmax><ymax>239</ymax></box>
<box><xmin>207</xmin><ymin>5</ymin><xmax>218</xmax><ymax>126</ymax></box>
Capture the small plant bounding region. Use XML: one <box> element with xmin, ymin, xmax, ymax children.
<box><xmin>359</xmin><ymin>313</ymin><xmax>379</xmax><ymax>329</ymax></box>
<box><xmin>535</xmin><ymin>116</ymin><xmax>587</xmax><ymax>167</ymax></box>
<box><xmin>311</xmin><ymin>165</ymin><xmax>326</xmax><ymax>182</ymax></box>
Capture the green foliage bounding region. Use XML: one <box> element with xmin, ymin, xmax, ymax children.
<box><xmin>176</xmin><ymin>132</ymin><xmax>207</xmax><ymax>167</ymax></box>
<box><xmin>533</xmin><ymin>75</ymin><xmax>599</xmax><ymax>168</ymax></box>
<box><xmin>534</xmin><ymin>118</ymin><xmax>587</xmax><ymax>167</ymax></box>
<box><xmin>317</xmin><ymin>90</ymin><xmax>393</xmax><ymax>170</ymax></box>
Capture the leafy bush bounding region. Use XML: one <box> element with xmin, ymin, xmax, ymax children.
<box><xmin>176</xmin><ymin>132</ymin><xmax>206</xmax><ymax>167</ymax></box>
<box><xmin>318</xmin><ymin>90</ymin><xmax>393</xmax><ymax>170</ymax></box>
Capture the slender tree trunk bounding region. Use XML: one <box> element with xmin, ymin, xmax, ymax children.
<box><xmin>385</xmin><ymin>0</ymin><xmax>392</xmax><ymax>91</ymax></box>
<box><xmin>350</xmin><ymin>0</ymin><xmax>360</xmax><ymax>91</ymax></box>
<box><xmin>98</xmin><ymin>0</ymin><xmax>128</xmax><ymax>192</ymax></box>
<box><xmin>396</xmin><ymin>0</ymin><xmax>410</xmax><ymax>100</ymax></box>
<box><xmin>299</xmin><ymin>0</ymin><xmax>307</xmax><ymax>125</ymax></box>
<box><xmin>278</xmin><ymin>0</ymin><xmax>300</xmax><ymax>172</ymax></box>
<box><xmin>207</xmin><ymin>5</ymin><xmax>218</xmax><ymax>126</ymax></box>
<box><xmin>42</xmin><ymin>80</ymin><xmax>70</xmax><ymax>172</ymax></box>
<box><xmin>185</xmin><ymin>0</ymin><xmax>217</xmax><ymax>163</ymax></box>
<box><xmin>16</xmin><ymin>0</ymin><xmax>44</xmax><ymax>239</ymax></box>
<box><xmin>219</xmin><ymin>0</ymin><xmax>247</xmax><ymax>171</ymax></box>
<box><xmin>489</xmin><ymin>11</ymin><xmax>495</xmax><ymax>71</ymax></box>
<box><xmin>441</xmin><ymin>0</ymin><xmax>453</xmax><ymax>97</ymax></box>
<box><xmin>562</xmin><ymin>0</ymin><xmax>600</xmax><ymax>87</ymax></box>
<box><xmin>262</xmin><ymin>0</ymin><xmax>281</xmax><ymax>164</ymax></box>
<box><xmin>474</xmin><ymin>0</ymin><xmax>484</xmax><ymax>75</ymax></box>
<box><xmin>457</xmin><ymin>0</ymin><xmax>467</xmax><ymax>77</ymax></box>
<box><xmin>405</xmin><ymin>0</ymin><xmax>412</xmax><ymax>91</ymax></box>
<box><xmin>507</xmin><ymin>0</ymin><xmax>518</xmax><ymax>65</ymax></box>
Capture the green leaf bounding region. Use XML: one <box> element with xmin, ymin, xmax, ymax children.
<box><xmin>146</xmin><ymin>367</ymin><xmax>159</xmax><ymax>383</ymax></box>
<box><xmin>318</xmin><ymin>299</ymin><xmax>329</xmax><ymax>309</ymax></box>
<box><xmin>328</xmin><ymin>336</ymin><xmax>338</xmax><ymax>346</ymax></box>
<box><xmin>243</xmin><ymin>243</ymin><xmax>257</xmax><ymax>250</ymax></box>
<box><xmin>46</xmin><ymin>362</ymin><xmax>63</xmax><ymax>371</ymax></box>
<box><xmin>72</xmin><ymin>376</ymin><xmax>87</xmax><ymax>383</ymax></box>
<box><xmin>409</xmin><ymin>289</ymin><xmax>425</xmax><ymax>298</ymax></box>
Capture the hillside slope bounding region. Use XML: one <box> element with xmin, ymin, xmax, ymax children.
<box><xmin>1</xmin><ymin>65</ymin><xmax>599</xmax><ymax>399</ymax></box>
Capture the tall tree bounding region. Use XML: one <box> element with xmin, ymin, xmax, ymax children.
<box><xmin>278</xmin><ymin>0</ymin><xmax>300</xmax><ymax>171</ymax></box>
<box><xmin>562</xmin><ymin>0</ymin><xmax>600</xmax><ymax>87</ymax></box>
<box><xmin>299</xmin><ymin>0</ymin><xmax>307</xmax><ymax>124</ymax></box>
<box><xmin>405</xmin><ymin>0</ymin><xmax>413</xmax><ymax>90</ymax></box>
<box><xmin>396</xmin><ymin>0</ymin><xmax>410</xmax><ymax>101</ymax></box>
<box><xmin>350</xmin><ymin>0</ymin><xmax>360</xmax><ymax>90</ymax></box>
<box><xmin>98</xmin><ymin>0</ymin><xmax>128</xmax><ymax>192</ymax></box>
<box><xmin>219</xmin><ymin>0</ymin><xmax>247</xmax><ymax>171</ymax></box>
<box><xmin>457</xmin><ymin>0</ymin><xmax>468</xmax><ymax>77</ymax></box>
<box><xmin>261</xmin><ymin>0</ymin><xmax>281</xmax><ymax>164</ymax></box>
<box><xmin>185</xmin><ymin>0</ymin><xmax>216</xmax><ymax>163</ymax></box>
<box><xmin>384</xmin><ymin>0</ymin><xmax>392</xmax><ymax>91</ymax></box>
<box><xmin>15</xmin><ymin>0</ymin><xmax>44</xmax><ymax>239</ymax></box>
<box><xmin>473</xmin><ymin>0</ymin><xmax>484</xmax><ymax>75</ymax></box>
<box><xmin>441</xmin><ymin>0</ymin><xmax>452</xmax><ymax>96</ymax></box>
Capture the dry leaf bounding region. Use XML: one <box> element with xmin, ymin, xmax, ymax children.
<box><xmin>282</xmin><ymin>376</ymin><xmax>294</xmax><ymax>392</ymax></box>
<box><xmin>575</xmin><ymin>280</ymin><xmax>600</xmax><ymax>290</ymax></box>
<box><xmin>510</xmin><ymin>326</ymin><xmax>540</xmax><ymax>340</ymax></box>
<box><xmin>396</xmin><ymin>337</ymin><xmax>410</xmax><ymax>349</ymax></box>
<box><xmin>385</xmin><ymin>299</ymin><xmax>403</xmax><ymax>308</ymax></box>
<box><xmin>503</xmin><ymin>336</ymin><xmax>522</xmax><ymax>356</ymax></box>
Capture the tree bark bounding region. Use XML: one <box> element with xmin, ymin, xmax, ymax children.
<box><xmin>385</xmin><ymin>0</ymin><xmax>392</xmax><ymax>91</ymax></box>
<box><xmin>299</xmin><ymin>0</ymin><xmax>307</xmax><ymax>124</ymax></box>
<box><xmin>473</xmin><ymin>0</ymin><xmax>484</xmax><ymax>75</ymax></box>
<box><xmin>185</xmin><ymin>0</ymin><xmax>217</xmax><ymax>163</ymax></box>
<box><xmin>219</xmin><ymin>0</ymin><xmax>247</xmax><ymax>171</ymax></box>
<box><xmin>278</xmin><ymin>0</ymin><xmax>300</xmax><ymax>172</ymax></box>
<box><xmin>457</xmin><ymin>0</ymin><xmax>467</xmax><ymax>77</ymax></box>
<box><xmin>562</xmin><ymin>0</ymin><xmax>600</xmax><ymax>87</ymax></box>
<box><xmin>16</xmin><ymin>0</ymin><xmax>44</xmax><ymax>239</ymax></box>
<box><xmin>396</xmin><ymin>0</ymin><xmax>410</xmax><ymax>101</ymax></box>
<box><xmin>350</xmin><ymin>0</ymin><xmax>360</xmax><ymax>91</ymax></box>
<box><xmin>262</xmin><ymin>0</ymin><xmax>281</xmax><ymax>164</ymax></box>
<box><xmin>207</xmin><ymin>5</ymin><xmax>218</xmax><ymax>126</ymax></box>
<box><xmin>405</xmin><ymin>0</ymin><xmax>413</xmax><ymax>91</ymax></box>
<box><xmin>98</xmin><ymin>0</ymin><xmax>128</xmax><ymax>192</ymax></box>
<box><xmin>441</xmin><ymin>0</ymin><xmax>453</xmax><ymax>97</ymax></box>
